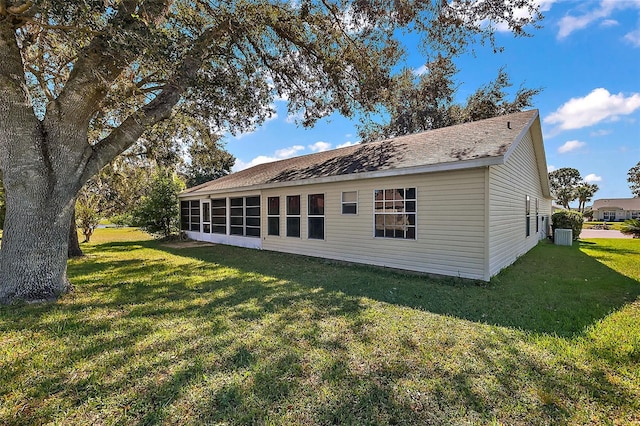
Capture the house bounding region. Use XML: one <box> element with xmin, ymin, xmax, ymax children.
<box><xmin>591</xmin><ymin>198</ymin><xmax>640</xmax><ymax>221</ymax></box>
<box><xmin>179</xmin><ymin>110</ymin><xmax>552</xmax><ymax>281</ymax></box>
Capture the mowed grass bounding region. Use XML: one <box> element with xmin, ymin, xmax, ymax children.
<box><xmin>1</xmin><ymin>229</ymin><xmax>639</xmax><ymax>425</ymax></box>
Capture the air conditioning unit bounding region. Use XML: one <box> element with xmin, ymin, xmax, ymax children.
<box><xmin>554</xmin><ymin>229</ymin><xmax>573</xmax><ymax>246</ymax></box>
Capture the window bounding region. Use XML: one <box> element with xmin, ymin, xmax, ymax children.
<box><xmin>308</xmin><ymin>194</ymin><xmax>325</xmax><ymax>239</ymax></box>
<box><xmin>267</xmin><ymin>196</ymin><xmax>280</xmax><ymax>236</ymax></box>
<box><xmin>631</xmin><ymin>211</ymin><xmax>640</xmax><ymax>219</ymax></box>
<box><xmin>286</xmin><ymin>195</ymin><xmax>301</xmax><ymax>237</ymax></box>
<box><xmin>211</xmin><ymin>198</ymin><xmax>226</xmax><ymax>234</ymax></box>
<box><xmin>525</xmin><ymin>195</ymin><xmax>531</xmax><ymax>237</ymax></box>
<box><xmin>202</xmin><ymin>201</ymin><xmax>211</xmax><ymax>233</ymax></box>
<box><xmin>230</xmin><ymin>197</ymin><xmax>244</xmax><ymax>235</ymax></box>
<box><xmin>374</xmin><ymin>188</ymin><xmax>416</xmax><ymax>239</ymax></box>
<box><xmin>245</xmin><ymin>196</ymin><xmax>261</xmax><ymax>237</ymax></box>
<box><xmin>229</xmin><ymin>196</ymin><xmax>261</xmax><ymax>237</ymax></box>
<box><xmin>603</xmin><ymin>211</ymin><xmax>616</xmax><ymax>221</ymax></box>
<box><xmin>341</xmin><ymin>191</ymin><xmax>357</xmax><ymax>214</ymax></box>
<box><xmin>535</xmin><ymin>198</ymin><xmax>539</xmax><ymax>233</ymax></box>
<box><xmin>180</xmin><ymin>200</ymin><xmax>201</xmax><ymax>232</ymax></box>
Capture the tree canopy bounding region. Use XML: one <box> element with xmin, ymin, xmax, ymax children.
<box><xmin>0</xmin><ymin>0</ymin><xmax>542</xmax><ymax>303</ymax></box>
<box><xmin>548</xmin><ymin>168</ymin><xmax>599</xmax><ymax>210</ymax></box>
<box><xmin>359</xmin><ymin>56</ymin><xmax>541</xmax><ymax>141</ymax></box>
<box><xmin>629</xmin><ymin>161</ymin><xmax>640</xmax><ymax>197</ymax></box>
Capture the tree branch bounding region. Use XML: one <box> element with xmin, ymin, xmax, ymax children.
<box><xmin>80</xmin><ymin>22</ymin><xmax>231</xmax><ymax>183</ymax></box>
<box><xmin>47</xmin><ymin>0</ymin><xmax>170</xmax><ymax>127</ymax></box>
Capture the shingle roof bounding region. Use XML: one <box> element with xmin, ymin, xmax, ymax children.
<box><xmin>592</xmin><ymin>198</ymin><xmax>640</xmax><ymax>210</ymax></box>
<box><xmin>182</xmin><ymin>110</ymin><xmax>540</xmax><ymax>196</ymax></box>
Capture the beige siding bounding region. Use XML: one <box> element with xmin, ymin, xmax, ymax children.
<box><xmin>262</xmin><ymin>169</ymin><xmax>487</xmax><ymax>280</ymax></box>
<box><xmin>488</xmin><ymin>130</ymin><xmax>552</xmax><ymax>278</ymax></box>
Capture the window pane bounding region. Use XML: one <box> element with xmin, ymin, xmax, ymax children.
<box><xmin>308</xmin><ymin>217</ymin><xmax>324</xmax><ymax>239</ymax></box>
<box><xmin>268</xmin><ymin>217</ymin><xmax>280</xmax><ymax>236</ymax></box>
<box><xmin>406</xmin><ymin>227</ymin><xmax>416</xmax><ymax>239</ymax></box>
<box><xmin>245</xmin><ymin>196</ymin><xmax>260</xmax><ymax>206</ymax></box>
<box><xmin>342</xmin><ymin>191</ymin><xmax>357</xmax><ymax>203</ymax></box>
<box><xmin>342</xmin><ymin>203</ymin><xmax>357</xmax><ymax>214</ymax></box>
<box><xmin>246</xmin><ymin>217</ymin><xmax>260</xmax><ymax>227</ymax></box>
<box><xmin>375</xmin><ymin>202</ymin><xmax>383</xmax><ymax>211</ymax></box>
<box><xmin>203</xmin><ymin>224</ymin><xmax>211</xmax><ymax>233</ymax></box>
<box><xmin>406</xmin><ymin>188</ymin><xmax>416</xmax><ymax>199</ymax></box>
<box><xmin>230</xmin><ymin>207</ymin><xmax>243</xmax><ymax>217</ymax></box>
<box><xmin>246</xmin><ymin>227</ymin><xmax>260</xmax><ymax>237</ymax></box>
<box><xmin>202</xmin><ymin>202</ymin><xmax>211</xmax><ymax>218</ymax></box>
<box><xmin>191</xmin><ymin>200</ymin><xmax>200</xmax><ymax>209</ymax></box>
<box><xmin>287</xmin><ymin>196</ymin><xmax>300</xmax><ymax>215</ymax></box>
<box><xmin>230</xmin><ymin>198</ymin><xmax>243</xmax><ymax>207</ymax></box>
<box><xmin>268</xmin><ymin>197</ymin><xmax>280</xmax><ymax>215</ymax></box>
<box><xmin>212</xmin><ymin>217</ymin><xmax>226</xmax><ymax>225</ymax></box>
<box><xmin>230</xmin><ymin>226</ymin><xmax>243</xmax><ymax>235</ymax></box>
<box><xmin>212</xmin><ymin>198</ymin><xmax>226</xmax><ymax>208</ymax></box>
<box><xmin>287</xmin><ymin>217</ymin><xmax>300</xmax><ymax>237</ymax></box>
<box><xmin>405</xmin><ymin>201</ymin><xmax>416</xmax><ymax>212</ymax></box>
<box><xmin>246</xmin><ymin>207</ymin><xmax>260</xmax><ymax>217</ymax></box>
<box><xmin>230</xmin><ymin>217</ymin><xmax>243</xmax><ymax>226</ymax></box>
<box><xmin>190</xmin><ymin>223</ymin><xmax>200</xmax><ymax>232</ymax></box>
<box><xmin>212</xmin><ymin>225</ymin><xmax>226</xmax><ymax>234</ymax></box>
<box><xmin>309</xmin><ymin>194</ymin><xmax>324</xmax><ymax>215</ymax></box>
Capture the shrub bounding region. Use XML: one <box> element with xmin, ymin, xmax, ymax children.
<box><xmin>131</xmin><ymin>170</ymin><xmax>185</xmax><ymax>237</ymax></box>
<box><xmin>620</xmin><ymin>219</ymin><xmax>640</xmax><ymax>238</ymax></box>
<box><xmin>552</xmin><ymin>210</ymin><xmax>583</xmax><ymax>240</ymax></box>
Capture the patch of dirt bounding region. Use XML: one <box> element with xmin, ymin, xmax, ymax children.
<box><xmin>161</xmin><ymin>241</ymin><xmax>217</xmax><ymax>249</ymax></box>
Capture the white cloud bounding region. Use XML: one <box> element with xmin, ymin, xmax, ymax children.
<box><xmin>600</xmin><ymin>19</ymin><xmax>619</xmax><ymax>28</ymax></box>
<box><xmin>544</xmin><ymin>88</ymin><xmax>640</xmax><ymax>131</ymax></box>
<box><xmin>547</xmin><ymin>164</ymin><xmax>557</xmax><ymax>172</ymax></box>
<box><xmin>590</xmin><ymin>129</ymin><xmax>612</xmax><ymax>137</ymax></box>
<box><xmin>233</xmin><ymin>145</ymin><xmax>305</xmax><ymax>171</ymax></box>
<box><xmin>557</xmin><ymin>0</ymin><xmax>640</xmax><ymax>39</ymax></box>
<box><xmin>336</xmin><ymin>141</ymin><xmax>360</xmax><ymax>148</ymax></box>
<box><xmin>558</xmin><ymin>140</ymin><xmax>586</xmax><ymax>153</ymax></box>
<box><xmin>584</xmin><ymin>173</ymin><xmax>603</xmax><ymax>183</ymax></box>
<box><xmin>285</xmin><ymin>110</ymin><xmax>304</xmax><ymax>124</ymax></box>
<box><xmin>484</xmin><ymin>0</ymin><xmax>557</xmax><ymax>33</ymax></box>
<box><xmin>624</xmin><ymin>27</ymin><xmax>640</xmax><ymax>47</ymax></box>
<box><xmin>276</xmin><ymin>145</ymin><xmax>305</xmax><ymax>158</ymax></box>
<box><xmin>308</xmin><ymin>141</ymin><xmax>332</xmax><ymax>152</ymax></box>
<box><xmin>413</xmin><ymin>65</ymin><xmax>428</xmax><ymax>76</ymax></box>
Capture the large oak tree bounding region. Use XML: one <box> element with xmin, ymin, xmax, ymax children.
<box><xmin>0</xmin><ymin>0</ymin><xmax>540</xmax><ymax>304</ymax></box>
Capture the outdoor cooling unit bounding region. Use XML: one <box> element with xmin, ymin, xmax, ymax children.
<box><xmin>554</xmin><ymin>229</ymin><xmax>573</xmax><ymax>246</ymax></box>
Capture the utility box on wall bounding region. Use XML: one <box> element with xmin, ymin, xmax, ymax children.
<box><xmin>554</xmin><ymin>229</ymin><xmax>573</xmax><ymax>246</ymax></box>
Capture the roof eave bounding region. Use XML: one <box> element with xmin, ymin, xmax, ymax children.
<box><xmin>178</xmin><ymin>156</ymin><xmax>505</xmax><ymax>198</ymax></box>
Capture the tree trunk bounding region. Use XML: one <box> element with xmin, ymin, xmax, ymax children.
<box><xmin>68</xmin><ymin>207</ymin><xmax>83</xmax><ymax>258</ymax></box>
<box><xmin>0</xmin><ymin>186</ymin><xmax>74</xmax><ymax>303</ymax></box>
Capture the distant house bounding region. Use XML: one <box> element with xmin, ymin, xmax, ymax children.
<box><xmin>178</xmin><ymin>110</ymin><xmax>552</xmax><ymax>281</ymax></box>
<box><xmin>592</xmin><ymin>198</ymin><xmax>640</xmax><ymax>221</ymax></box>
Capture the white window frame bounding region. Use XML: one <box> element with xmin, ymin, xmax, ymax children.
<box><xmin>341</xmin><ymin>191</ymin><xmax>358</xmax><ymax>215</ymax></box>
<box><xmin>373</xmin><ymin>188</ymin><xmax>417</xmax><ymax>240</ymax></box>
<box><xmin>267</xmin><ymin>196</ymin><xmax>280</xmax><ymax>236</ymax></box>
<box><xmin>308</xmin><ymin>193</ymin><xmax>325</xmax><ymax>240</ymax></box>
<box><xmin>286</xmin><ymin>195</ymin><xmax>301</xmax><ymax>238</ymax></box>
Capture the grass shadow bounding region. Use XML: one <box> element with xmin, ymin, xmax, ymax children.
<box><xmin>155</xmin><ymin>239</ymin><xmax>639</xmax><ymax>338</ymax></box>
<box><xmin>1</xmin><ymin>235</ymin><xmax>638</xmax><ymax>424</ymax></box>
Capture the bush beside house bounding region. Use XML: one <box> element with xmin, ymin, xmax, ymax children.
<box><xmin>552</xmin><ymin>210</ymin><xmax>583</xmax><ymax>240</ymax></box>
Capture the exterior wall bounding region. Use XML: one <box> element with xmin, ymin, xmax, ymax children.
<box><xmin>593</xmin><ymin>209</ymin><xmax>639</xmax><ymax>221</ymax></box>
<box><xmin>487</xmin><ymin>130</ymin><xmax>552</xmax><ymax>279</ymax></box>
<box><xmin>260</xmin><ymin>169</ymin><xmax>487</xmax><ymax>280</ymax></box>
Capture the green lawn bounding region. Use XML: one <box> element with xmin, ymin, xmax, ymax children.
<box><xmin>583</xmin><ymin>221</ymin><xmax>625</xmax><ymax>231</ymax></box>
<box><xmin>1</xmin><ymin>228</ymin><xmax>639</xmax><ymax>425</ymax></box>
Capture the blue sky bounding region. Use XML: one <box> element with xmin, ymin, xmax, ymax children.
<box><xmin>225</xmin><ymin>0</ymin><xmax>640</xmax><ymax>204</ymax></box>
